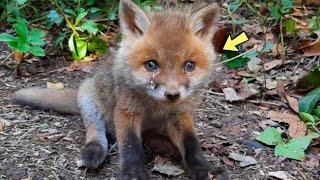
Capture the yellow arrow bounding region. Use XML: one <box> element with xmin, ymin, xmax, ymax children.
<box><xmin>223</xmin><ymin>32</ymin><xmax>249</xmax><ymax>51</ymax></box>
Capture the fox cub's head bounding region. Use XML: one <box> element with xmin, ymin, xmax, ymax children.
<box><xmin>116</xmin><ymin>0</ymin><xmax>220</xmax><ymax>102</ymax></box>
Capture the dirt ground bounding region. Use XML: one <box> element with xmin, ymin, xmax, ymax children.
<box><xmin>0</xmin><ymin>46</ymin><xmax>319</xmax><ymax>180</ymax></box>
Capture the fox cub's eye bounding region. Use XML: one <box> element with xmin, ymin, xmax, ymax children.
<box><xmin>145</xmin><ymin>60</ymin><xmax>159</xmax><ymax>72</ymax></box>
<box><xmin>184</xmin><ymin>61</ymin><xmax>195</xmax><ymax>72</ymax></box>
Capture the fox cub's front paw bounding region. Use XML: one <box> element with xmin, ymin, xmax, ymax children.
<box><xmin>81</xmin><ymin>141</ymin><xmax>107</xmax><ymax>169</ymax></box>
<box><xmin>117</xmin><ymin>168</ymin><xmax>148</xmax><ymax>180</ymax></box>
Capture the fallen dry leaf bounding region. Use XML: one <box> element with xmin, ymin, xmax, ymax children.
<box><xmin>263</xmin><ymin>59</ymin><xmax>282</xmax><ymax>71</ymax></box>
<box><xmin>151</xmin><ymin>162</ymin><xmax>184</xmax><ymax>176</ymax></box>
<box><xmin>267</xmin><ymin>171</ymin><xmax>295</xmax><ymax>180</ymax></box>
<box><xmin>223</xmin><ymin>88</ymin><xmax>242</xmax><ymax>102</ymax></box>
<box><xmin>67</xmin><ymin>61</ymin><xmax>95</xmax><ymax>73</ymax></box>
<box><xmin>228</xmin><ymin>152</ymin><xmax>258</xmax><ymax>167</ymax></box>
<box><xmin>47</xmin><ymin>82</ymin><xmax>64</xmax><ymax>90</ymax></box>
<box><xmin>247</xmin><ymin>57</ymin><xmax>261</xmax><ymax>73</ymax></box>
<box><xmin>238</xmin><ymin>84</ymin><xmax>259</xmax><ymax>99</ymax></box>
<box><xmin>222</xmin><ymin>156</ymin><xmax>235</xmax><ymax>167</ymax></box>
<box><xmin>0</xmin><ymin>119</ymin><xmax>10</xmax><ymax>132</ymax></box>
<box><xmin>285</xmin><ymin>95</ymin><xmax>299</xmax><ymax>113</ymax></box>
<box><xmin>267</xmin><ymin>110</ymin><xmax>307</xmax><ymax>138</ymax></box>
<box><xmin>298</xmin><ymin>32</ymin><xmax>320</xmax><ymax>57</ymax></box>
<box><xmin>276</xmin><ymin>81</ymin><xmax>299</xmax><ymax>113</ymax></box>
<box><xmin>0</xmin><ymin>120</ymin><xmax>5</xmax><ymax>132</ymax></box>
<box><xmin>266</xmin><ymin>79</ymin><xmax>277</xmax><ymax>90</ymax></box>
<box><xmin>270</xmin><ymin>43</ymin><xmax>285</xmax><ymax>57</ymax></box>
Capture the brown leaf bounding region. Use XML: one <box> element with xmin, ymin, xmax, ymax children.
<box><xmin>263</xmin><ymin>59</ymin><xmax>282</xmax><ymax>71</ymax></box>
<box><xmin>151</xmin><ymin>157</ymin><xmax>184</xmax><ymax>176</ymax></box>
<box><xmin>267</xmin><ymin>171</ymin><xmax>295</xmax><ymax>180</ymax></box>
<box><xmin>238</xmin><ymin>84</ymin><xmax>259</xmax><ymax>99</ymax></box>
<box><xmin>267</xmin><ymin>110</ymin><xmax>307</xmax><ymax>138</ymax></box>
<box><xmin>223</xmin><ymin>88</ymin><xmax>242</xmax><ymax>102</ymax></box>
<box><xmin>0</xmin><ymin>120</ymin><xmax>5</xmax><ymax>132</ymax></box>
<box><xmin>67</xmin><ymin>61</ymin><xmax>94</xmax><ymax>72</ymax></box>
<box><xmin>0</xmin><ymin>119</ymin><xmax>10</xmax><ymax>132</ymax></box>
<box><xmin>298</xmin><ymin>32</ymin><xmax>320</xmax><ymax>57</ymax></box>
<box><xmin>276</xmin><ymin>81</ymin><xmax>299</xmax><ymax>113</ymax></box>
<box><xmin>47</xmin><ymin>82</ymin><xmax>64</xmax><ymax>90</ymax></box>
<box><xmin>285</xmin><ymin>95</ymin><xmax>299</xmax><ymax>113</ymax></box>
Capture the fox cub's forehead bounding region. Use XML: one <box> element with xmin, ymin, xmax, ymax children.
<box><xmin>138</xmin><ymin>12</ymin><xmax>205</xmax><ymax>56</ymax></box>
<box><xmin>147</xmin><ymin>12</ymin><xmax>191</xmax><ymax>44</ymax></box>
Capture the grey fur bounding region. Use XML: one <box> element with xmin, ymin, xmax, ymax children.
<box><xmin>10</xmin><ymin>88</ymin><xmax>79</xmax><ymax>114</ymax></box>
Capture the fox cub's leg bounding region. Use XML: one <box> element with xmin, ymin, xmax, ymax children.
<box><xmin>167</xmin><ymin>112</ymin><xmax>228</xmax><ymax>180</ymax></box>
<box><xmin>114</xmin><ymin>105</ymin><xmax>147</xmax><ymax>180</ymax></box>
<box><xmin>78</xmin><ymin>79</ymin><xmax>109</xmax><ymax>169</ymax></box>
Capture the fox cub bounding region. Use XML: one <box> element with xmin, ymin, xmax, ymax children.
<box><xmin>11</xmin><ymin>0</ymin><xmax>228</xmax><ymax>179</ymax></box>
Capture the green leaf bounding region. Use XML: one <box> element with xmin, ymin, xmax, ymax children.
<box><xmin>64</xmin><ymin>9</ymin><xmax>76</xmax><ymax>16</ymax></box>
<box><xmin>261</xmin><ymin>42</ymin><xmax>274</xmax><ymax>53</ymax></box>
<box><xmin>284</xmin><ymin>19</ymin><xmax>296</xmax><ymax>33</ymax></box>
<box><xmin>75</xmin><ymin>11</ymin><xmax>88</xmax><ymax>25</ymax></box>
<box><xmin>68</xmin><ymin>34</ymin><xmax>75</xmax><ymax>53</ymax></box>
<box><xmin>88</xmin><ymin>37</ymin><xmax>107</xmax><ymax>54</ymax></box>
<box><xmin>73</xmin><ymin>37</ymin><xmax>87</xmax><ymax>60</ymax></box>
<box><xmin>228</xmin><ymin>0</ymin><xmax>239</xmax><ymax>12</ymax></box>
<box><xmin>300</xmin><ymin>112</ymin><xmax>315</xmax><ymax>124</ymax></box>
<box><xmin>30</xmin><ymin>28</ymin><xmax>45</xmax><ymax>38</ymax></box>
<box><xmin>275</xmin><ymin>136</ymin><xmax>312</xmax><ymax>161</ymax></box>
<box><xmin>242</xmin><ymin>50</ymin><xmax>258</xmax><ymax>59</ymax></box>
<box><xmin>313</xmin><ymin>108</ymin><xmax>320</xmax><ymax>118</ymax></box>
<box><xmin>16</xmin><ymin>40</ymin><xmax>30</xmax><ymax>52</ymax></box>
<box><xmin>8</xmin><ymin>41</ymin><xmax>18</xmax><ymax>49</ymax></box>
<box><xmin>54</xmin><ymin>32</ymin><xmax>68</xmax><ymax>49</ymax></box>
<box><xmin>309</xmin><ymin>16</ymin><xmax>320</xmax><ymax>33</ymax></box>
<box><xmin>47</xmin><ymin>10</ymin><xmax>63</xmax><ymax>25</ymax></box>
<box><xmin>28</xmin><ymin>28</ymin><xmax>46</xmax><ymax>45</ymax></box>
<box><xmin>29</xmin><ymin>46</ymin><xmax>45</xmax><ymax>56</ymax></box>
<box><xmin>271</xmin><ymin>6</ymin><xmax>281</xmax><ymax>20</ymax></box>
<box><xmin>222</xmin><ymin>51</ymin><xmax>250</xmax><ymax>69</ymax></box>
<box><xmin>28</xmin><ymin>38</ymin><xmax>46</xmax><ymax>46</ymax></box>
<box><xmin>297</xmin><ymin>67</ymin><xmax>320</xmax><ymax>90</ymax></box>
<box><xmin>16</xmin><ymin>0</ymin><xmax>28</xmax><ymax>5</ymax></box>
<box><xmin>256</xmin><ymin>127</ymin><xmax>283</xmax><ymax>146</ymax></box>
<box><xmin>282</xmin><ymin>0</ymin><xmax>293</xmax><ymax>10</ymax></box>
<box><xmin>299</xmin><ymin>87</ymin><xmax>320</xmax><ymax>113</ymax></box>
<box><xmin>79</xmin><ymin>21</ymin><xmax>99</xmax><ymax>34</ymax></box>
<box><xmin>14</xmin><ymin>18</ymin><xmax>29</xmax><ymax>43</ymax></box>
<box><xmin>0</xmin><ymin>33</ymin><xmax>17</xmax><ymax>42</ymax></box>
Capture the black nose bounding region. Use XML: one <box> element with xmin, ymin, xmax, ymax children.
<box><xmin>165</xmin><ymin>91</ymin><xmax>180</xmax><ymax>101</ymax></box>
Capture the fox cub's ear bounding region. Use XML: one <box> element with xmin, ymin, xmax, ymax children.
<box><xmin>190</xmin><ymin>3</ymin><xmax>220</xmax><ymax>41</ymax></box>
<box><xmin>119</xmin><ymin>0</ymin><xmax>150</xmax><ymax>37</ymax></box>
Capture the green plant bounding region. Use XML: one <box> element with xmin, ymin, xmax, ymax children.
<box><xmin>0</xmin><ymin>18</ymin><xmax>46</xmax><ymax>56</ymax></box>
<box><xmin>51</xmin><ymin>0</ymin><xmax>107</xmax><ymax>60</ymax></box>
<box><xmin>256</xmin><ymin>127</ymin><xmax>315</xmax><ymax>161</ymax></box>
<box><xmin>309</xmin><ymin>7</ymin><xmax>320</xmax><ymax>33</ymax></box>
<box><xmin>299</xmin><ymin>87</ymin><xmax>320</xmax><ymax>133</ymax></box>
<box><xmin>0</xmin><ymin>0</ymin><xmax>162</xmax><ymax>61</ymax></box>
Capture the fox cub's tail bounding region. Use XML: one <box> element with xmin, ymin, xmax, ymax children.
<box><xmin>10</xmin><ymin>88</ymin><xmax>80</xmax><ymax>114</ymax></box>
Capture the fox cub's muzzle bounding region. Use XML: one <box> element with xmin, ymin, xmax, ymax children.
<box><xmin>164</xmin><ymin>90</ymin><xmax>181</xmax><ymax>101</ymax></box>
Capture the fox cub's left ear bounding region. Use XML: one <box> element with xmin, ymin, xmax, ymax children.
<box><xmin>119</xmin><ymin>0</ymin><xmax>150</xmax><ymax>38</ymax></box>
<box><xmin>190</xmin><ymin>3</ymin><xmax>220</xmax><ymax>41</ymax></box>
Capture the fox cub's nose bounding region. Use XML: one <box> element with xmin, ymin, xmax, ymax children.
<box><xmin>165</xmin><ymin>91</ymin><xmax>181</xmax><ymax>101</ymax></box>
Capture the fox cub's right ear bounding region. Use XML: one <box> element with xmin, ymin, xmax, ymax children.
<box><xmin>119</xmin><ymin>0</ymin><xmax>150</xmax><ymax>38</ymax></box>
